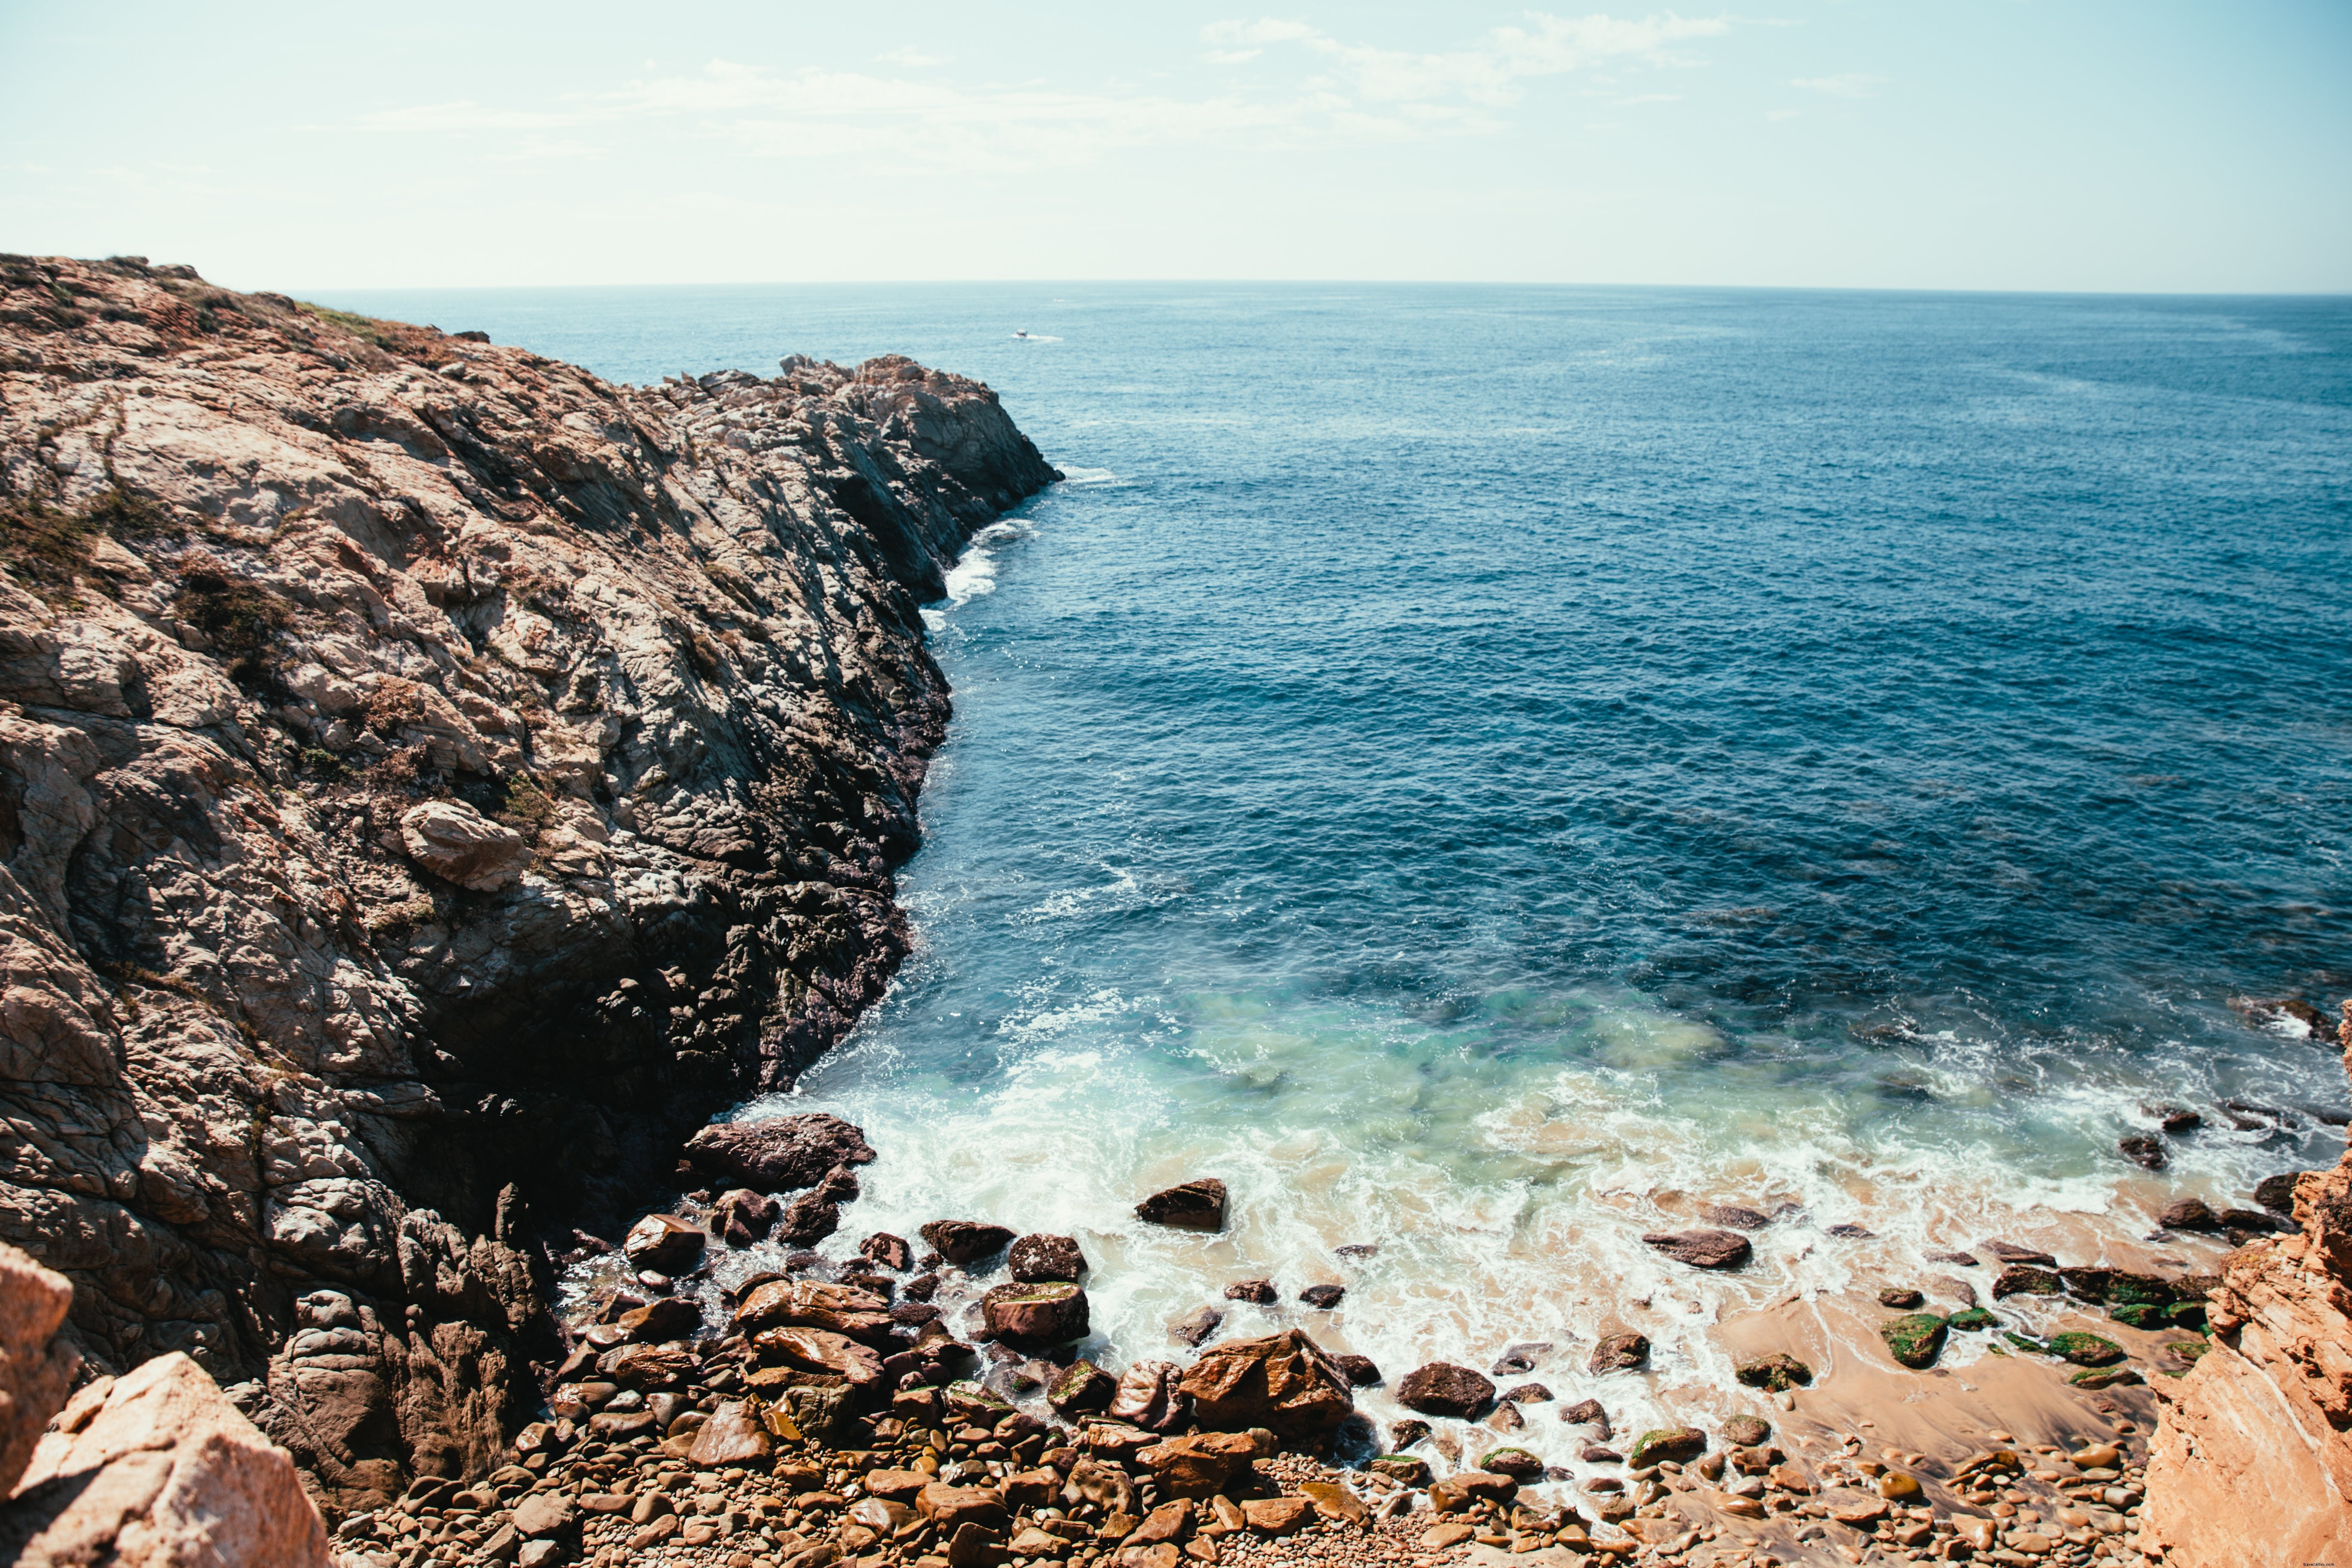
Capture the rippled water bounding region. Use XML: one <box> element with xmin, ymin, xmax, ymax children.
<box><xmin>328</xmin><ymin>283</ymin><xmax>2352</xmax><ymax>1439</ymax></box>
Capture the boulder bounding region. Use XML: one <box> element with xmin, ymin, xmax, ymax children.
<box><xmin>0</xmin><ymin>1243</ymin><xmax>80</xmax><ymax>1496</ymax></box>
<box><xmin>1720</xmin><ymin>1415</ymin><xmax>1771</xmax><ymax>1448</ymax></box>
<box><xmin>713</xmin><ymin>1188</ymin><xmax>780</xmax><ymax>1246</ymax></box>
<box><xmin>1559</xmin><ymin>1399</ymin><xmax>1611</xmax><ymax>1435</ymax></box>
<box><xmin>1332</xmin><ymin>1354</ymin><xmax>1381</xmax><ymax>1387</ymax></box>
<box><xmin>1240</xmin><ymin>1498</ymin><xmax>1312</xmax><ymax>1534</ymax></box>
<box><xmin>2047</xmin><ymin>1332</ymin><xmax>2126</xmax><ymax>1367</ymax></box>
<box><xmin>1878</xmin><ymin>1314</ymin><xmax>1949</xmax><ymax>1369</ymax></box>
<box><xmin>1135</xmin><ymin>1179</ymin><xmax>1227</xmax><ymax>1231</ymax></box>
<box><xmin>616</xmin><ymin>1295</ymin><xmax>701</xmax><ymax>1343</ymax></box>
<box><xmin>1489</xmin><ymin>1343</ymin><xmax>1551</xmax><ymax>1375</ymax></box>
<box><xmin>1177</xmin><ymin>1329</ymin><xmax>1354</xmax><ymax>1438</ymax></box>
<box><xmin>1047</xmin><ymin>1361</ymin><xmax>1116</xmax><ymax>1415</ymax></box>
<box><xmin>622</xmin><ymin>1213</ymin><xmax>706</xmax><ymax>1275</ymax></box>
<box><xmin>862</xmin><ymin>1232</ymin><xmax>915</xmax><ymax>1270</ymax></box>
<box><xmin>399</xmin><ymin>799</ymin><xmax>532</xmax><ymax>890</ymax></box>
<box><xmin>1396</xmin><ymin>1361</ymin><xmax>1495</xmax><ymax>1419</ymax></box>
<box><xmin>916</xmin><ymin>1484</ymin><xmax>1008</xmax><ymax>1533</ymax></box>
<box><xmin>2119</xmin><ymin>1134</ymin><xmax>2168</xmax><ymax>1170</ymax></box>
<box><xmin>1126</xmin><ymin>1499</ymin><xmax>1194</xmax><ymax>1544</ymax></box>
<box><xmin>688</xmin><ymin>1401</ymin><xmax>774</xmax><ymax>1467</ymax></box>
<box><xmin>1137</xmin><ymin>1432</ymin><xmax>1259</xmax><ymax>1497</ymax></box>
<box><xmin>512</xmin><ymin>1491</ymin><xmax>576</xmax><ymax>1539</ymax></box>
<box><xmin>1298</xmin><ymin>1480</ymin><xmax>1366</xmax><ymax>1525</ymax></box>
<box><xmin>1732</xmin><ymin>1353</ymin><xmax>1812</xmax><ymax>1391</ymax></box>
<box><xmin>1980</xmin><ymin>1240</ymin><xmax>2058</xmax><ymax>1265</ymax></box>
<box><xmin>1009</xmin><ymin>1234</ymin><xmax>1087</xmax><ymax>1282</ymax></box>
<box><xmin>733</xmin><ymin>1279</ymin><xmax>895</xmax><ymax>1341</ymax></box>
<box><xmin>2254</xmin><ymin>1172</ymin><xmax>2306</xmax><ymax>1214</ymax></box>
<box><xmin>1106</xmin><ymin>1362</ymin><xmax>1188</xmax><ymax>1433</ymax></box>
<box><xmin>920</xmin><ymin>1221</ymin><xmax>1016</xmax><ymax>1266</ymax></box>
<box><xmin>1366</xmin><ymin>1455</ymin><xmax>1429</xmax><ymax>1486</ymax></box>
<box><xmin>1478</xmin><ymin>1448</ymin><xmax>1546</xmax><ymax>1482</ymax></box>
<box><xmin>1701</xmin><ymin>1204</ymin><xmax>1770</xmax><ymax>1230</ymax></box>
<box><xmin>1223</xmin><ymin>1279</ymin><xmax>1277</xmax><ymax>1304</ymax></box>
<box><xmin>683</xmin><ymin>1113</ymin><xmax>877</xmax><ymax>1193</ymax></box>
<box><xmin>1063</xmin><ymin>1456</ymin><xmax>1138</xmax><ymax>1516</ymax></box>
<box><xmin>752</xmin><ymin>1326</ymin><xmax>886</xmax><ymax>1387</ymax></box>
<box><xmin>1992</xmin><ymin>1265</ymin><xmax>2063</xmax><ymax>1299</ymax></box>
<box><xmin>2159</xmin><ymin>1197</ymin><xmax>2223</xmax><ymax>1232</ymax></box>
<box><xmin>1429</xmin><ymin>1472</ymin><xmax>1517</xmax><ymax>1513</ymax></box>
<box><xmin>1640</xmin><ymin>1229</ymin><xmax>1751</xmax><ymax>1268</ymax></box>
<box><xmin>1389</xmin><ymin>1418</ymin><xmax>1432</xmax><ymax>1450</ymax></box>
<box><xmin>779</xmin><ymin>1190</ymin><xmax>843</xmax><ymax>1246</ymax></box>
<box><xmin>1500</xmin><ymin>1381</ymin><xmax>1552</xmax><ymax>1403</ymax></box>
<box><xmin>1628</xmin><ymin>1427</ymin><xmax>1707</xmax><ymax>1468</ymax></box>
<box><xmin>1167</xmin><ymin>1307</ymin><xmax>1224</xmax><ymax>1348</ymax></box>
<box><xmin>1586</xmin><ymin>1333</ymin><xmax>1648</xmax><ymax>1375</ymax></box>
<box><xmin>0</xmin><ymin>1351</ymin><xmax>330</xmax><ymax>1567</ymax></box>
<box><xmin>1877</xmin><ymin>1287</ymin><xmax>1924</xmax><ymax>1309</ymax></box>
<box><xmin>982</xmin><ymin>1282</ymin><xmax>1090</xmax><ymax>1349</ymax></box>
<box><xmin>1297</xmin><ymin>1284</ymin><xmax>1344</xmax><ymax>1309</ymax></box>
<box><xmin>596</xmin><ymin>1343</ymin><xmax>697</xmax><ymax>1387</ymax></box>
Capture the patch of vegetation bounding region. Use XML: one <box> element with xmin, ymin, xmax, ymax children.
<box><xmin>493</xmin><ymin>772</ymin><xmax>561</xmax><ymax>830</ymax></box>
<box><xmin>299</xmin><ymin>747</ymin><xmax>348</xmax><ymax>779</ymax></box>
<box><xmin>0</xmin><ymin>484</ymin><xmax>167</xmax><ymax>599</ymax></box>
<box><xmin>298</xmin><ymin>301</ymin><xmax>396</xmax><ymax>350</ymax></box>
<box><xmin>360</xmin><ymin>678</ymin><xmax>426</xmax><ymax>737</ymax></box>
<box><xmin>1879</xmin><ymin>1312</ymin><xmax>1950</xmax><ymax>1369</ymax></box>
<box><xmin>172</xmin><ymin>566</ymin><xmax>293</xmax><ymax>686</ymax></box>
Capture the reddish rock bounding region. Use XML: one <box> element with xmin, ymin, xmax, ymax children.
<box><xmin>1139</xmin><ymin>1432</ymin><xmax>1260</xmax><ymax>1498</ymax></box>
<box><xmin>1641</xmin><ymin>1228</ymin><xmax>1752</xmax><ymax>1268</ymax></box>
<box><xmin>616</xmin><ymin>1295</ymin><xmax>701</xmax><ymax>1342</ymax></box>
<box><xmin>1177</xmin><ymin>1328</ymin><xmax>1354</xmax><ymax>1438</ymax></box>
<box><xmin>919</xmin><ymin>1221</ymin><xmax>1016</xmax><ymax>1265</ymax></box>
<box><xmin>713</xmin><ymin>1188</ymin><xmax>781</xmax><ymax>1246</ymax></box>
<box><xmin>1009</xmin><ymin>1234</ymin><xmax>1087</xmax><ymax>1282</ymax></box>
<box><xmin>1168</xmin><ymin>1306</ymin><xmax>1224</xmax><ymax>1348</ymax></box>
<box><xmin>1980</xmin><ymin>1240</ymin><xmax>2058</xmax><ymax>1265</ymax></box>
<box><xmin>1296</xmin><ymin>1283</ymin><xmax>1344</xmax><ymax>1309</ymax></box>
<box><xmin>622</xmin><ymin>1213</ymin><xmax>706</xmax><ymax>1275</ymax></box>
<box><xmin>1396</xmin><ymin>1361</ymin><xmax>1495</xmax><ymax>1419</ymax></box>
<box><xmin>733</xmin><ymin>1279</ymin><xmax>895</xmax><ymax>1341</ymax></box>
<box><xmin>1991</xmin><ymin>1264</ymin><xmax>2063</xmax><ymax>1299</ymax></box>
<box><xmin>1048</xmin><ymin>1361</ymin><xmax>1116</xmax><ymax>1415</ymax></box>
<box><xmin>2119</xmin><ymin>1134</ymin><xmax>2168</xmax><ymax>1170</ymax></box>
<box><xmin>752</xmin><ymin>1326</ymin><xmax>886</xmax><ymax>1387</ymax></box>
<box><xmin>982</xmin><ymin>1281</ymin><xmax>1090</xmax><ymax>1349</ymax></box>
<box><xmin>2160</xmin><ymin>1196</ymin><xmax>2223</xmax><ymax>1232</ymax></box>
<box><xmin>1586</xmin><ymin>1333</ymin><xmax>1649</xmax><ymax>1374</ymax></box>
<box><xmin>1136</xmin><ymin>1179</ymin><xmax>1228</xmax><ymax>1232</ymax></box>
<box><xmin>1106</xmin><ymin>1361</ymin><xmax>1188</xmax><ymax>1433</ymax></box>
<box><xmin>862</xmin><ymin>1232</ymin><xmax>915</xmax><ymax>1270</ymax></box>
<box><xmin>916</xmin><ymin>1483</ymin><xmax>1009</xmax><ymax>1533</ymax></box>
<box><xmin>1702</xmin><ymin>1204</ymin><xmax>1770</xmax><ymax>1230</ymax></box>
<box><xmin>0</xmin><ymin>1243</ymin><xmax>80</xmax><ymax>1496</ymax></box>
<box><xmin>687</xmin><ymin>1401</ymin><xmax>774</xmax><ymax>1467</ymax></box>
<box><xmin>1332</xmin><ymin>1354</ymin><xmax>1381</xmax><ymax>1387</ymax></box>
<box><xmin>1223</xmin><ymin>1279</ymin><xmax>1277</xmax><ymax>1304</ymax></box>
<box><xmin>683</xmin><ymin>1113</ymin><xmax>878</xmax><ymax>1193</ymax></box>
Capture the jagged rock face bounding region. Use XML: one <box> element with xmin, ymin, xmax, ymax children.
<box><xmin>2142</xmin><ymin>1009</ymin><xmax>2352</xmax><ymax>1566</ymax></box>
<box><xmin>0</xmin><ymin>254</ymin><xmax>1056</xmax><ymax>1513</ymax></box>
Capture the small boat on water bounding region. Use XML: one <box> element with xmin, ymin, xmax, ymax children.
<box><xmin>1014</xmin><ymin>330</ymin><xmax>1031</xmax><ymax>339</ymax></box>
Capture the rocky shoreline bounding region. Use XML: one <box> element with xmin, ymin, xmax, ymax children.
<box><xmin>0</xmin><ymin>254</ymin><xmax>1056</xmax><ymax>1516</ymax></box>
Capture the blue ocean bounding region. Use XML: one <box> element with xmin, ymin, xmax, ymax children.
<box><xmin>321</xmin><ymin>282</ymin><xmax>2352</xmax><ymax>1425</ymax></box>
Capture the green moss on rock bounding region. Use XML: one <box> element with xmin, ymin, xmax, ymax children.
<box><xmin>1878</xmin><ymin>1313</ymin><xmax>1950</xmax><ymax>1369</ymax></box>
<box><xmin>1732</xmin><ymin>1353</ymin><xmax>1813</xmax><ymax>1391</ymax></box>
<box><xmin>1628</xmin><ymin>1427</ymin><xmax>1707</xmax><ymax>1468</ymax></box>
<box><xmin>2047</xmin><ymin>1332</ymin><xmax>2125</xmax><ymax>1367</ymax></box>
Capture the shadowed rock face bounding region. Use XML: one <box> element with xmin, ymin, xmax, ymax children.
<box><xmin>2143</xmin><ymin>1006</ymin><xmax>2352</xmax><ymax>1567</ymax></box>
<box><xmin>0</xmin><ymin>254</ymin><xmax>1057</xmax><ymax>1514</ymax></box>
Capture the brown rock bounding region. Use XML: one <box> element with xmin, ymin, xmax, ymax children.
<box><xmin>1991</xmin><ymin>1264</ymin><xmax>2063</xmax><ymax>1298</ymax></box>
<box><xmin>917</xmin><ymin>1483</ymin><xmax>1010</xmax><ymax>1533</ymax></box>
<box><xmin>1168</xmin><ymin>1306</ymin><xmax>1225</xmax><ymax>1348</ymax></box>
<box><xmin>1586</xmin><ymin>1333</ymin><xmax>1649</xmax><ymax>1374</ymax></box>
<box><xmin>686</xmin><ymin>1400</ymin><xmax>773</xmax><ymax>1467</ymax></box>
<box><xmin>752</xmin><ymin>1325</ymin><xmax>886</xmax><ymax>1386</ymax></box>
<box><xmin>734</xmin><ymin>1278</ymin><xmax>895</xmax><ymax>1341</ymax></box>
<box><xmin>1138</xmin><ymin>1433</ymin><xmax>1259</xmax><ymax>1498</ymax></box>
<box><xmin>0</xmin><ymin>1351</ymin><xmax>330</xmax><ymax>1567</ymax></box>
<box><xmin>1558</xmin><ymin>1399</ymin><xmax>1610</xmax><ymax>1436</ymax></box>
<box><xmin>921</xmin><ymin>1221</ymin><xmax>1017</xmax><ymax>1265</ymax></box>
<box><xmin>684</xmin><ymin>1114</ymin><xmax>878</xmax><ymax>1193</ymax></box>
<box><xmin>596</xmin><ymin>1342</ymin><xmax>698</xmax><ymax>1387</ymax></box>
<box><xmin>1396</xmin><ymin>1361</ymin><xmax>1496</xmax><ymax>1418</ymax></box>
<box><xmin>513</xmin><ymin>1490</ymin><xmax>577</xmax><ymax>1538</ymax></box>
<box><xmin>1701</xmin><ymin>1204</ymin><xmax>1771</xmax><ymax>1230</ymax></box>
<box><xmin>1049</xmin><ymin>1360</ymin><xmax>1117</xmax><ymax>1415</ymax></box>
<box><xmin>1176</xmin><ymin>1328</ymin><xmax>1354</xmax><ymax>1438</ymax></box>
<box><xmin>1732</xmin><ymin>1352</ymin><xmax>1812</xmax><ymax>1391</ymax></box>
<box><xmin>1640</xmin><ymin>1228</ymin><xmax>1752</xmax><ymax>1268</ymax></box>
<box><xmin>1296</xmin><ymin>1284</ymin><xmax>1344</xmax><ymax>1309</ymax></box>
<box><xmin>0</xmin><ymin>1243</ymin><xmax>80</xmax><ymax>1497</ymax></box>
<box><xmin>1222</xmin><ymin>1279</ymin><xmax>1277</xmax><ymax>1304</ymax></box>
<box><xmin>1125</xmin><ymin>1500</ymin><xmax>1194</xmax><ymax>1545</ymax></box>
<box><xmin>1240</xmin><ymin>1498</ymin><xmax>1311</xmax><ymax>1534</ymax></box>
<box><xmin>1009</xmin><ymin>1234</ymin><xmax>1088</xmax><ymax>1282</ymax></box>
<box><xmin>1877</xmin><ymin>1287</ymin><xmax>1924</xmax><ymax>1309</ymax></box>
<box><xmin>865</xmin><ymin>1469</ymin><xmax>933</xmax><ymax>1500</ymax></box>
<box><xmin>2160</xmin><ymin>1196</ymin><xmax>2223</xmax><ymax>1232</ymax></box>
<box><xmin>1106</xmin><ymin>1361</ymin><xmax>1188</xmax><ymax>1433</ymax></box>
<box><xmin>1981</xmin><ymin>1240</ymin><xmax>2058</xmax><ymax>1265</ymax></box>
<box><xmin>862</xmin><ymin>1232</ymin><xmax>914</xmax><ymax>1270</ymax></box>
<box><xmin>2119</xmin><ymin>1133</ymin><xmax>2168</xmax><ymax>1170</ymax></box>
<box><xmin>714</xmin><ymin>1188</ymin><xmax>781</xmax><ymax>1246</ymax></box>
<box><xmin>623</xmin><ymin>1213</ymin><xmax>707</xmax><ymax>1275</ymax></box>
<box><xmin>1298</xmin><ymin>1481</ymin><xmax>1367</xmax><ymax>1525</ymax></box>
<box><xmin>1063</xmin><ymin>1457</ymin><xmax>1139</xmax><ymax>1516</ymax></box>
<box><xmin>1429</xmin><ymin>1472</ymin><xmax>1518</xmax><ymax>1513</ymax></box>
<box><xmin>1135</xmin><ymin>1179</ymin><xmax>1228</xmax><ymax>1231</ymax></box>
<box><xmin>982</xmin><ymin>1281</ymin><xmax>1090</xmax><ymax>1348</ymax></box>
<box><xmin>617</xmin><ymin>1295</ymin><xmax>702</xmax><ymax>1342</ymax></box>
<box><xmin>1332</xmin><ymin>1354</ymin><xmax>1380</xmax><ymax>1386</ymax></box>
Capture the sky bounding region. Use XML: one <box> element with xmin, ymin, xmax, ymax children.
<box><xmin>2</xmin><ymin>2</ymin><xmax>2347</xmax><ymax>293</ymax></box>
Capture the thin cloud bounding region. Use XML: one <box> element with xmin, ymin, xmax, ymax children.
<box><xmin>1206</xmin><ymin>12</ymin><xmax>1732</xmax><ymax>106</ymax></box>
<box><xmin>1789</xmin><ymin>74</ymin><xmax>1884</xmax><ymax>98</ymax></box>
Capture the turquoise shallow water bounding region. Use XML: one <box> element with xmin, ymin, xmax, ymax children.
<box><xmin>328</xmin><ymin>282</ymin><xmax>2352</xmax><ymax>1431</ymax></box>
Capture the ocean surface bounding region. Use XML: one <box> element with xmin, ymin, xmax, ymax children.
<box><xmin>324</xmin><ymin>282</ymin><xmax>2352</xmax><ymax>1435</ymax></box>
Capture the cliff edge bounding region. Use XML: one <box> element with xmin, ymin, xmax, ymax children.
<box><xmin>2140</xmin><ymin>1002</ymin><xmax>2352</xmax><ymax>1565</ymax></box>
<box><xmin>0</xmin><ymin>254</ymin><xmax>1057</xmax><ymax>1514</ymax></box>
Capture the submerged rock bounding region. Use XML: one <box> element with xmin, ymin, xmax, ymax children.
<box><xmin>1587</xmin><ymin>1333</ymin><xmax>1650</xmax><ymax>1375</ymax></box>
<box><xmin>1396</xmin><ymin>1361</ymin><xmax>1496</xmax><ymax>1419</ymax></box>
<box><xmin>1733</xmin><ymin>1353</ymin><xmax>1813</xmax><ymax>1391</ymax></box>
<box><xmin>919</xmin><ymin>1221</ymin><xmax>1015</xmax><ymax>1266</ymax></box>
<box><xmin>1878</xmin><ymin>1313</ymin><xmax>1950</xmax><ymax>1369</ymax></box>
<box><xmin>1008</xmin><ymin>1234</ymin><xmax>1087</xmax><ymax>1282</ymax></box>
<box><xmin>1641</xmin><ymin>1228</ymin><xmax>1752</xmax><ymax>1268</ymax></box>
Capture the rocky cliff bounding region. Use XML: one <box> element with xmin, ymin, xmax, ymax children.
<box><xmin>2140</xmin><ymin>1002</ymin><xmax>2352</xmax><ymax>1565</ymax></box>
<box><xmin>0</xmin><ymin>254</ymin><xmax>1057</xmax><ymax>1515</ymax></box>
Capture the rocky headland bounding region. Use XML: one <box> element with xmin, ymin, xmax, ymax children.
<box><xmin>0</xmin><ymin>254</ymin><xmax>1055</xmax><ymax>1517</ymax></box>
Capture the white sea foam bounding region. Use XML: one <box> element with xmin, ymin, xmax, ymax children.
<box><xmin>939</xmin><ymin>520</ymin><xmax>1032</xmax><ymax>607</ymax></box>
